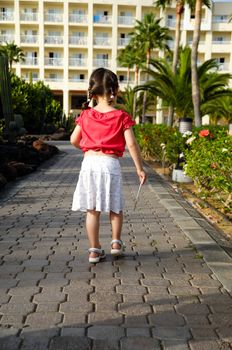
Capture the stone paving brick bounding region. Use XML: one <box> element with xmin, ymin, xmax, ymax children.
<box><xmin>118</xmin><ymin>302</ymin><xmax>152</xmax><ymax>316</ymax></box>
<box><xmin>148</xmin><ymin>312</ymin><xmax>186</xmax><ymax>327</ymax></box>
<box><xmin>0</xmin><ymin>302</ymin><xmax>35</xmax><ymax>315</ymax></box>
<box><xmin>121</xmin><ymin>336</ymin><xmax>161</xmax><ymax>350</ymax></box>
<box><xmin>116</xmin><ymin>285</ymin><xmax>147</xmax><ymax>295</ymax></box>
<box><xmin>87</xmin><ymin>325</ymin><xmax>125</xmax><ymax>339</ymax></box>
<box><xmin>152</xmin><ymin>326</ymin><xmax>191</xmax><ymax>340</ymax></box>
<box><xmin>190</xmin><ymin>326</ymin><xmax>218</xmax><ymax>339</ymax></box>
<box><xmin>162</xmin><ymin>340</ymin><xmax>190</xmax><ymax>350</ymax></box>
<box><xmin>33</xmin><ymin>290</ymin><xmax>66</xmax><ymax>303</ymax></box>
<box><xmin>25</xmin><ymin>312</ymin><xmax>63</xmax><ymax>328</ymax></box>
<box><xmin>189</xmin><ymin>340</ymin><xmax>230</xmax><ymax>350</ymax></box>
<box><xmin>61</xmin><ymin>313</ymin><xmax>87</xmax><ymax>326</ymax></box>
<box><xmin>0</xmin><ymin>336</ymin><xmax>21</xmax><ymax>350</ymax></box>
<box><xmin>49</xmin><ymin>336</ymin><xmax>91</xmax><ymax>350</ymax></box>
<box><xmin>88</xmin><ymin>311</ymin><xmax>123</xmax><ymax>325</ymax></box>
<box><xmin>59</xmin><ymin>301</ymin><xmax>93</xmax><ymax>313</ymax></box>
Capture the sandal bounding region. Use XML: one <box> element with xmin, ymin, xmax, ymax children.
<box><xmin>88</xmin><ymin>247</ymin><xmax>106</xmax><ymax>263</ymax></box>
<box><xmin>111</xmin><ymin>239</ymin><xmax>125</xmax><ymax>256</ymax></box>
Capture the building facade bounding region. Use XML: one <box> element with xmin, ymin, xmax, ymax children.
<box><xmin>0</xmin><ymin>0</ymin><xmax>232</xmax><ymax>118</ymax></box>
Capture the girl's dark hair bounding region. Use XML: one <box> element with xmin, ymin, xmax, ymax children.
<box><xmin>82</xmin><ymin>68</ymin><xmax>119</xmax><ymax>110</ymax></box>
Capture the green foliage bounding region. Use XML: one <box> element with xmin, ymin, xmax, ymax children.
<box><xmin>56</xmin><ymin>114</ymin><xmax>76</xmax><ymax>134</ymax></box>
<box><xmin>133</xmin><ymin>123</ymin><xmax>176</xmax><ymax>161</ymax></box>
<box><xmin>0</xmin><ymin>42</ymin><xmax>25</xmax><ymax>70</ymax></box>
<box><xmin>184</xmin><ymin>128</ymin><xmax>232</xmax><ymax>209</ymax></box>
<box><xmin>10</xmin><ymin>74</ymin><xmax>63</xmax><ymax>133</ymax></box>
<box><xmin>136</xmin><ymin>47</ymin><xmax>232</xmax><ymax>122</ymax></box>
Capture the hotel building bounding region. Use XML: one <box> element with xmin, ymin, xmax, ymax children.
<box><xmin>0</xmin><ymin>0</ymin><xmax>232</xmax><ymax>120</ymax></box>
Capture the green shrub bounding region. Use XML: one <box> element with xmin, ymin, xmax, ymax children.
<box><xmin>133</xmin><ymin>124</ymin><xmax>176</xmax><ymax>162</ymax></box>
<box><xmin>184</xmin><ymin>128</ymin><xmax>232</xmax><ymax>210</ymax></box>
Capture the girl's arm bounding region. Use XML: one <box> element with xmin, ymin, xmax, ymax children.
<box><xmin>124</xmin><ymin>128</ymin><xmax>146</xmax><ymax>184</ymax></box>
<box><xmin>70</xmin><ymin>125</ymin><xmax>82</xmax><ymax>148</ymax></box>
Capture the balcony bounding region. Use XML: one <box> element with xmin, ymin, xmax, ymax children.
<box><xmin>212</xmin><ymin>40</ymin><xmax>231</xmax><ymax>45</ymax></box>
<box><xmin>218</xmin><ymin>63</ymin><xmax>230</xmax><ymax>71</ymax></box>
<box><xmin>69</xmin><ymin>77</ymin><xmax>87</xmax><ymax>82</ymax></box>
<box><xmin>22</xmin><ymin>76</ymin><xmax>39</xmax><ymax>82</ymax></box>
<box><xmin>20</xmin><ymin>13</ymin><xmax>38</xmax><ymax>21</ymax></box>
<box><xmin>69</xmin><ymin>13</ymin><xmax>87</xmax><ymax>24</ymax></box>
<box><xmin>23</xmin><ymin>57</ymin><xmax>38</xmax><ymax>65</ymax></box>
<box><xmin>69</xmin><ymin>36</ymin><xmax>87</xmax><ymax>45</ymax></box>
<box><xmin>93</xmin><ymin>59</ymin><xmax>110</xmax><ymax>67</ymax></box>
<box><xmin>166</xmin><ymin>18</ymin><xmax>176</xmax><ymax>28</ymax></box>
<box><xmin>93</xmin><ymin>15</ymin><xmax>111</xmax><ymax>24</ymax></box>
<box><xmin>69</xmin><ymin>58</ymin><xmax>86</xmax><ymax>67</ymax></box>
<box><xmin>44</xmin><ymin>57</ymin><xmax>63</xmax><ymax>66</ymax></box>
<box><xmin>44</xmin><ymin>13</ymin><xmax>63</xmax><ymax>23</ymax></box>
<box><xmin>118</xmin><ymin>38</ymin><xmax>130</xmax><ymax>46</ymax></box>
<box><xmin>21</xmin><ymin>35</ymin><xmax>38</xmax><ymax>44</ymax></box>
<box><xmin>212</xmin><ymin>16</ymin><xmax>229</xmax><ymax>23</ymax></box>
<box><xmin>45</xmin><ymin>76</ymin><xmax>63</xmax><ymax>82</ymax></box>
<box><xmin>0</xmin><ymin>12</ymin><xmax>14</xmax><ymax>21</ymax></box>
<box><xmin>118</xmin><ymin>16</ymin><xmax>134</xmax><ymax>26</ymax></box>
<box><xmin>93</xmin><ymin>37</ymin><xmax>111</xmax><ymax>46</ymax></box>
<box><xmin>0</xmin><ymin>35</ymin><xmax>15</xmax><ymax>43</ymax></box>
<box><xmin>44</xmin><ymin>36</ymin><xmax>63</xmax><ymax>45</ymax></box>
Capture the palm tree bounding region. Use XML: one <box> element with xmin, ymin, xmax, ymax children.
<box><xmin>117</xmin><ymin>47</ymin><xmax>135</xmax><ymax>85</ymax></box>
<box><xmin>155</xmin><ymin>0</ymin><xmax>211</xmax><ymax>126</ymax></box>
<box><xmin>135</xmin><ymin>47</ymin><xmax>232</xmax><ymax>122</ymax></box>
<box><xmin>130</xmin><ymin>13</ymin><xmax>171</xmax><ymax>122</ymax></box>
<box><xmin>0</xmin><ymin>42</ymin><xmax>25</xmax><ymax>70</ymax></box>
<box><xmin>191</xmin><ymin>0</ymin><xmax>211</xmax><ymax>126</ymax></box>
<box><xmin>202</xmin><ymin>95</ymin><xmax>232</xmax><ymax>125</ymax></box>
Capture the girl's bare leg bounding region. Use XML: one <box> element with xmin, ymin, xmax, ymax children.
<box><xmin>86</xmin><ymin>210</ymin><xmax>101</xmax><ymax>258</ymax></box>
<box><xmin>109</xmin><ymin>210</ymin><xmax>123</xmax><ymax>249</ymax></box>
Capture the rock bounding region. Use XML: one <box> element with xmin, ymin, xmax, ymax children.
<box><xmin>8</xmin><ymin>161</ymin><xmax>34</xmax><ymax>176</ymax></box>
<box><xmin>0</xmin><ymin>164</ymin><xmax>17</xmax><ymax>181</ymax></box>
<box><xmin>50</xmin><ymin>132</ymin><xmax>69</xmax><ymax>141</ymax></box>
<box><xmin>0</xmin><ymin>174</ymin><xmax>7</xmax><ymax>189</ymax></box>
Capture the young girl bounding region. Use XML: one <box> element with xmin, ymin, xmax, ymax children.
<box><xmin>70</xmin><ymin>68</ymin><xmax>146</xmax><ymax>263</ymax></box>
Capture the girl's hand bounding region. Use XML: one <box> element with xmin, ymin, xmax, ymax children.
<box><xmin>137</xmin><ymin>170</ymin><xmax>146</xmax><ymax>184</ymax></box>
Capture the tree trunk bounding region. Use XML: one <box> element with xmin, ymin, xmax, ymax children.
<box><xmin>167</xmin><ymin>2</ymin><xmax>184</xmax><ymax>127</ymax></box>
<box><xmin>142</xmin><ymin>50</ymin><xmax>150</xmax><ymax>123</ymax></box>
<box><xmin>191</xmin><ymin>0</ymin><xmax>202</xmax><ymax>127</ymax></box>
<box><xmin>133</xmin><ymin>65</ymin><xmax>139</xmax><ymax>119</ymax></box>
<box><xmin>127</xmin><ymin>68</ymin><xmax>130</xmax><ymax>87</ymax></box>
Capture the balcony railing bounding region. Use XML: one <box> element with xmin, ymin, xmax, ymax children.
<box><xmin>20</xmin><ymin>13</ymin><xmax>38</xmax><ymax>21</ymax></box>
<box><xmin>167</xmin><ymin>40</ymin><xmax>174</xmax><ymax>49</ymax></box>
<box><xmin>118</xmin><ymin>38</ymin><xmax>130</xmax><ymax>46</ymax></box>
<box><xmin>212</xmin><ymin>40</ymin><xmax>231</xmax><ymax>45</ymax></box>
<box><xmin>45</xmin><ymin>76</ymin><xmax>63</xmax><ymax>82</ymax></box>
<box><xmin>21</xmin><ymin>35</ymin><xmax>38</xmax><ymax>44</ymax></box>
<box><xmin>0</xmin><ymin>12</ymin><xmax>14</xmax><ymax>21</ymax></box>
<box><xmin>93</xmin><ymin>59</ymin><xmax>110</xmax><ymax>67</ymax></box>
<box><xmin>166</xmin><ymin>19</ymin><xmax>176</xmax><ymax>27</ymax></box>
<box><xmin>93</xmin><ymin>15</ymin><xmax>111</xmax><ymax>24</ymax></box>
<box><xmin>212</xmin><ymin>16</ymin><xmax>229</xmax><ymax>23</ymax></box>
<box><xmin>44</xmin><ymin>36</ymin><xmax>63</xmax><ymax>44</ymax></box>
<box><xmin>218</xmin><ymin>63</ymin><xmax>229</xmax><ymax>71</ymax></box>
<box><xmin>118</xmin><ymin>16</ymin><xmax>134</xmax><ymax>25</ymax></box>
<box><xmin>69</xmin><ymin>13</ymin><xmax>87</xmax><ymax>23</ymax></box>
<box><xmin>23</xmin><ymin>57</ymin><xmax>38</xmax><ymax>65</ymax></box>
<box><xmin>93</xmin><ymin>37</ymin><xmax>111</xmax><ymax>46</ymax></box>
<box><xmin>69</xmin><ymin>58</ymin><xmax>86</xmax><ymax>66</ymax></box>
<box><xmin>69</xmin><ymin>77</ymin><xmax>87</xmax><ymax>82</ymax></box>
<box><xmin>44</xmin><ymin>13</ymin><xmax>63</xmax><ymax>22</ymax></box>
<box><xmin>44</xmin><ymin>57</ymin><xmax>63</xmax><ymax>66</ymax></box>
<box><xmin>69</xmin><ymin>36</ymin><xmax>87</xmax><ymax>45</ymax></box>
<box><xmin>22</xmin><ymin>76</ymin><xmax>39</xmax><ymax>82</ymax></box>
<box><xmin>0</xmin><ymin>35</ymin><xmax>15</xmax><ymax>43</ymax></box>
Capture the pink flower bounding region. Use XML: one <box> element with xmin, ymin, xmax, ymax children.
<box><xmin>199</xmin><ymin>129</ymin><xmax>210</xmax><ymax>137</ymax></box>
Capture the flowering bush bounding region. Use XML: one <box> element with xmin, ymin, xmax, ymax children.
<box><xmin>133</xmin><ymin>124</ymin><xmax>176</xmax><ymax>162</ymax></box>
<box><xmin>184</xmin><ymin>128</ymin><xmax>232</xmax><ymax>210</ymax></box>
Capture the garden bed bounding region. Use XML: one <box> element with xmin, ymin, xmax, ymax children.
<box><xmin>0</xmin><ymin>136</ymin><xmax>59</xmax><ymax>189</ymax></box>
<box><xmin>147</xmin><ymin>159</ymin><xmax>232</xmax><ymax>241</ymax></box>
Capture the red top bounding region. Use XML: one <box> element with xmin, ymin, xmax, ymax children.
<box><xmin>75</xmin><ymin>108</ymin><xmax>135</xmax><ymax>157</ymax></box>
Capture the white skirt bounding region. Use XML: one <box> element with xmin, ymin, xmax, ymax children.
<box><xmin>72</xmin><ymin>155</ymin><xmax>124</xmax><ymax>214</ymax></box>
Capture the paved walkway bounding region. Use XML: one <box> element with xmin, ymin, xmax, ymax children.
<box><xmin>0</xmin><ymin>141</ymin><xmax>232</xmax><ymax>350</ymax></box>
